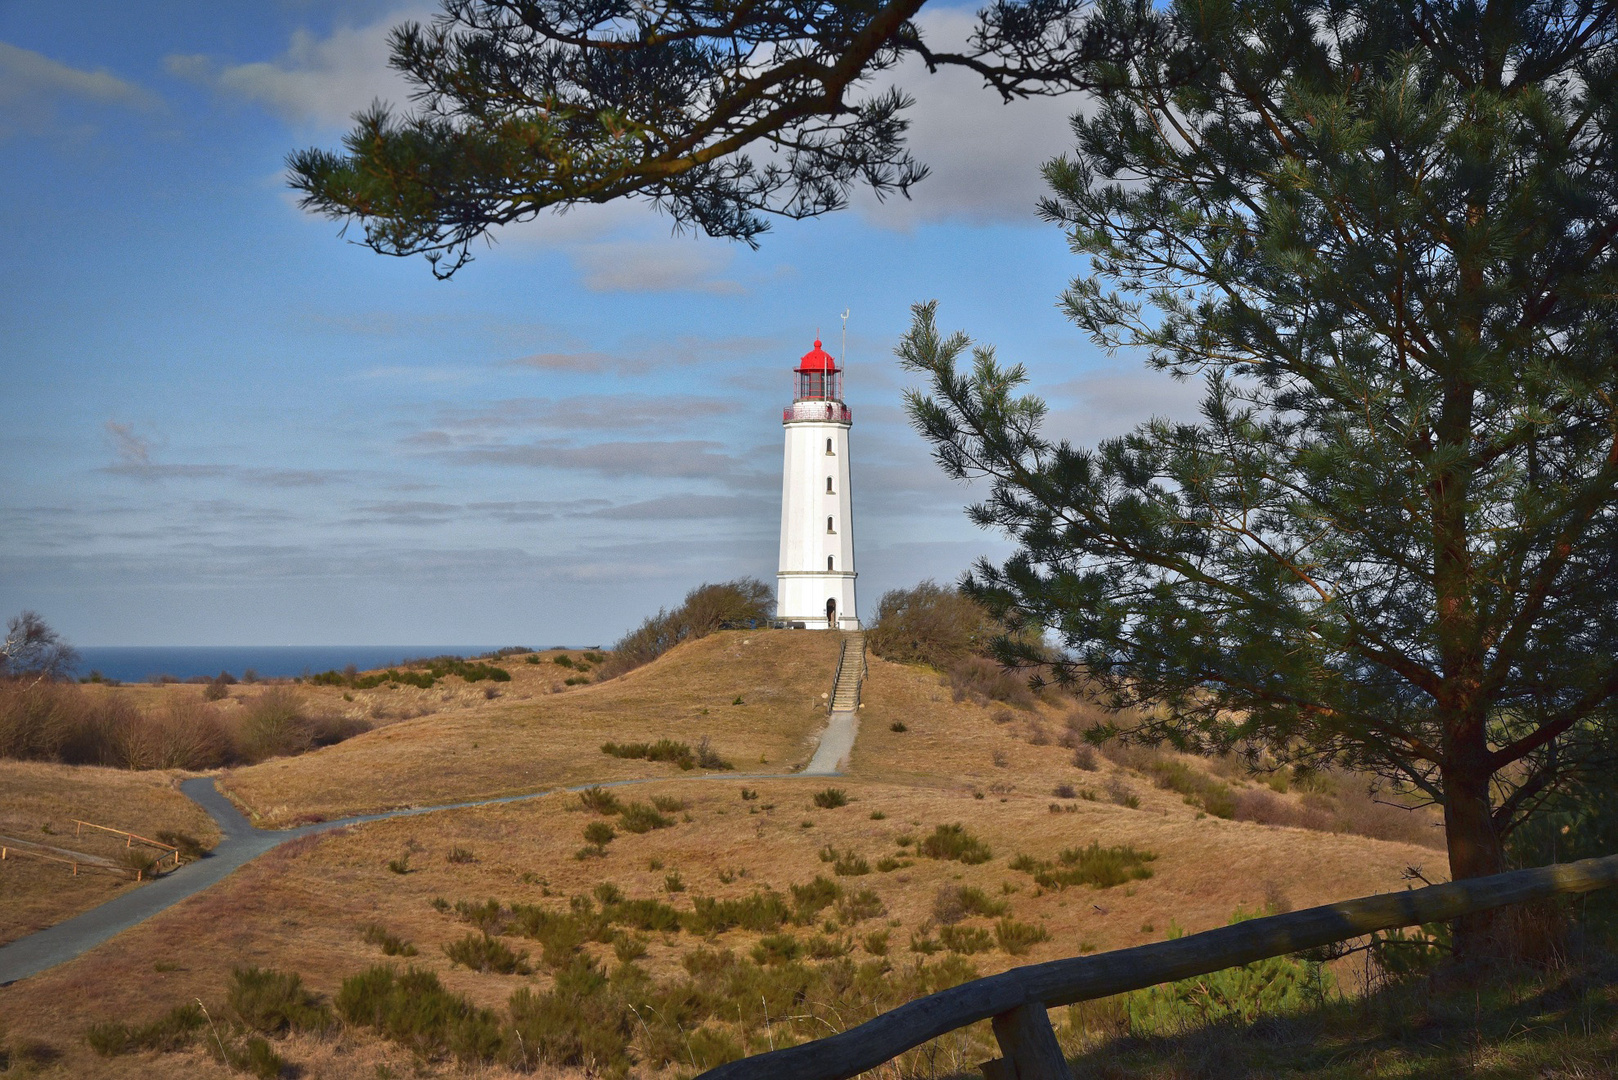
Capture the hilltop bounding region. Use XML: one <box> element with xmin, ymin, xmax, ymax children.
<box><xmin>0</xmin><ymin>628</ymin><xmax>1485</xmax><ymax>1079</ymax></box>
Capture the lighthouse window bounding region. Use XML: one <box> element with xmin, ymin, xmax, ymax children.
<box><xmin>827</xmin><ymin>516</ymin><xmax>835</xmax><ymax>533</ymax></box>
<box><xmin>826</xmin><ymin>476</ymin><xmax>833</xmax><ymax>493</ymax></box>
<box><xmin>828</xmin><ymin>556</ymin><xmax>835</xmax><ymax>571</ymax></box>
<box><xmin>826</xmin><ymin>438</ymin><xmax>834</xmax><ymax>454</ymax></box>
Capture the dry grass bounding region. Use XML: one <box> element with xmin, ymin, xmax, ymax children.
<box><xmin>0</xmin><ymin>760</ymin><xmax>218</xmax><ymax>945</ymax></box>
<box><xmin>220</xmin><ymin>631</ymin><xmax>841</xmax><ymax>826</ymax></box>
<box><xmin>0</xmin><ymin>760</ymin><xmax>1440</xmax><ymax>1077</ymax></box>
<box><xmin>0</xmin><ymin>633</ymin><xmax>1468</xmax><ymax>1078</ymax></box>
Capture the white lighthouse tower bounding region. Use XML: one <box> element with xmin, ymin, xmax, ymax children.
<box><xmin>778</xmin><ymin>337</ymin><xmax>858</xmax><ymax>629</ymax></box>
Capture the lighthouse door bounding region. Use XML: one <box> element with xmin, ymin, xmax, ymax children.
<box><xmin>825</xmin><ymin>597</ymin><xmax>837</xmax><ymax>629</ymax></box>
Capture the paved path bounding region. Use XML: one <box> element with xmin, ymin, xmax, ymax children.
<box><xmin>0</xmin><ymin>713</ymin><xmax>859</xmax><ymax>986</ymax></box>
<box><xmin>803</xmin><ymin>710</ymin><xmax>859</xmax><ymax>775</ymax></box>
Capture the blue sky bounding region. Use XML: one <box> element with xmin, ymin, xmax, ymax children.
<box><xmin>0</xmin><ymin>1</ymin><xmax>1201</xmax><ymax>646</ymax></box>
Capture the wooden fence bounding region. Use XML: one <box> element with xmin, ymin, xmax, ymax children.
<box><xmin>695</xmin><ymin>853</ymin><xmax>1618</xmax><ymax>1080</ymax></box>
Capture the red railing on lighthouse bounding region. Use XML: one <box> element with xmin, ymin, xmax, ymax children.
<box><xmin>785</xmin><ymin>402</ymin><xmax>852</xmax><ymax>423</ymax></box>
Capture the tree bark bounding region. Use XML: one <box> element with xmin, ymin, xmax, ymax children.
<box><xmin>1442</xmin><ymin>744</ymin><xmax>1512</xmax><ymax>960</ymax></box>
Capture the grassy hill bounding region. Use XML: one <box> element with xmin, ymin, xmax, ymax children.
<box><xmin>0</xmin><ymin>628</ymin><xmax>1524</xmax><ymax>1079</ymax></box>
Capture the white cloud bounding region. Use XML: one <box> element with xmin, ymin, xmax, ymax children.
<box><xmin>0</xmin><ymin>40</ymin><xmax>160</xmax><ymax>139</ymax></box>
<box><xmin>854</xmin><ymin>10</ymin><xmax>1082</xmax><ymax>228</ymax></box>
<box><xmin>1044</xmin><ymin>366</ymin><xmax>1209</xmax><ymax>444</ymax></box>
<box><xmin>165</xmin><ymin>6</ymin><xmax>430</xmax><ymax>128</ymax></box>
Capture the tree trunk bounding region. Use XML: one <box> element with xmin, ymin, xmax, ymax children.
<box><xmin>1442</xmin><ymin>751</ymin><xmax>1512</xmax><ymax>962</ymax></box>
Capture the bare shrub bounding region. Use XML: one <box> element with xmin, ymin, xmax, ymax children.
<box><xmin>119</xmin><ymin>699</ymin><xmax>228</xmax><ymax>770</ymax></box>
<box><xmin>948</xmin><ymin>656</ymin><xmax>1036</xmax><ymax>709</ymax></box>
<box><xmin>866</xmin><ymin>581</ymin><xmax>998</xmax><ymax>669</ymax></box>
<box><xmin>233</xmin><ymin>688</ymin><xmax>312</xmax><ymax>762</ymax></box>
<box><xmin>598</xmin><ymin>578</ymin><xmax>774</xmax><ymax>679</ymax></box>
<box><xmin>1071</xmin><ymin>746</ymin><xmax>1098</xmax><ymax>771</ymax></box>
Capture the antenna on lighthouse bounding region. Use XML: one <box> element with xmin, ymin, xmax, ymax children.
<box><xmin>839</xmin><ymin>309</ymin><xmax>850</xmax><ymax>371</ymax></box>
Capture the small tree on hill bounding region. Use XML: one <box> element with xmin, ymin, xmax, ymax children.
<box><xmin>1</xmin><ymin>611</ymin><xmax>80</xmax><ymax>684</ymax></box>
<box><xmin>866</xmin><ymin>580</ymin><xmax>1000</xmax><ymax>670</ymax></box>
<box><xmin>900</xmin><ymin>0</ymin><xmax>1618</xmax><ymax>956</ymax></box>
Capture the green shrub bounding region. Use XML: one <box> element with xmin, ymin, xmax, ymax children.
<box><xmin>837</xmin><ymin>888</ymin><xmax>886</xmax><ymax>924</ymax></box>
<box><xmin>695</xmin><ymin>735</ymin><xmax>734</xmax><ymax>770</ymax></box>
<box><xmin>227</xmin><ymin>965</ymin><xmax>333</xmax><ymax>1034</ymax></box>
<box><xmin>446</xmin><ymin>845</ymin><xmax>476</xmax><ymax>864</ymax></box>
<box><xmin>685</xmin><ymin>1025</ymin><xmax>745</xmax><ymax>1070</ymax></box>
<box><xmin>599</xmin><ymin>578</ymin><xmax>774</xmax><ymax>679</ymax></box>
<box><xmin>85</xmin><ymin>1003</ymin><xmax>205</xmax><ymax>1056</ymax></box>
<box><xmin>608</xmin><ymin>898</ymin><xmax>682</xmax><ymax>932</ymax></box>
<box><xmin>618</xmin><ymin>802</ymin><xmax>675</xmax><ymax>833</ymax></box>
<box><xmin>995</xmin><ymin>918</ymin><xmax>1052</xmax><ymax>955</ymax></box>
<box><xmin>862</xmin><ymin>930</ymin><xmax>891</xmax><ymax>955</ymax></box>
<box><xmin>1124</xmin><ymin>916</ymin><xmax>1333</xmax><ymax>1031</ymax></box>
<box><xmin>684</xmin><ymin>890</ymin><xmax>791</xmax><ymax>934</ymax></box>
<box><xmin>600</xmin><ymin>739</ymin><xmax>696</xmax><ymax>769</ymax></box>
<box><xmin>664</xmin><ymin>871</ymin><xmax>685</xmax><ymax>893</ymax></box>
<box><xmin>789</xmin><ymin>876</ymin><xmax>843</xmax><ymax>921</ymax></box>
<box><xmin>918</xmin><ymin>824</ymin><xmax>992</xmax><ymax>864</ymax></box>
<box><xmin>890</xmin><ymin>721</ymin><xmax>908</xmax><ymax>732</ymax></box>
<box><xmin>452</xmin><ymin>898</ymin><xmax>507</xmax><ymax>934</ymax></box>
<box><xmin>337</xmin><ymin>965</ymin><xmax>505</xmax><ymax>1065</ymax></box>
<box><xmin>651</xmin><ymin>795</ymin><xmax>686</xmax><ymax>813</ymax></box>
<box><xmin>361</xmin><ymin>923</ymin><xmax>418</xmax><ymax>957</ymax></box>
<box><xmin>751</xmin><ymin>933</ymin><xmax>803</xmax><ymax>965</ymax></box>
<box><xmin>932</xmin><ymin>884</ymin><xmax>1009</xmax><ymax>923</ymax></box>
<box><xmin>506</xmin><ymin>957</ymin><xmax>635</xmax><ymax>1076</ymax></box>
<box><xmin>444</xmin><ymin>932</ymin><xmax>532</xmax><ymax>975</ymax></box>
<box><xmin>210</xmin><ymin>1034</ymin><xmax>284</xmax><ymax>1079</ymax></box>
<box><xmin>553</xmin><ymin>654</ymin><xmax>576</xmax><ymax>668</ymax></box>
<box><xmin>579</xmin><ymin>786</ymin><xmax>622</xmax><ymax>814</ymax></box>
<box><xmin>1012</xmin><ymin>843</ymin><xmax>1157</xmax><ymax>890</ymax></box>
<box><xmin>584</xmin><ymin>821</ymin><xmax>616</xmax><ymax>845</ymax></box>
<box><xmin>940</xmin><ymin>925</ymin><xmax>996</xmax><ymax>954</ymax></box>
<box><xmin>813</xmin><ymin>787</ymin><xmax>849</xmax><ymax>809</ymax></box>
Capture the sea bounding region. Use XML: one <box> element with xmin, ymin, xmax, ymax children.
<box><xmin>72</xmin><ymin>646</ymin><xmax>520</xmax><ymax>684</ymax></box>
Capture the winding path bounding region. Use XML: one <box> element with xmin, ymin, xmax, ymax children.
<box><xmin>0</xmin><ymin>715</ymin><xmax>857</xmax><ymax>986</ymax></box>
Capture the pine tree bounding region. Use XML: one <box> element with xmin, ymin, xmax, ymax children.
<box><xmin>900</xmin><ymin>0</ymin><xmax>1618</xmax><ymax>956</ymax></box>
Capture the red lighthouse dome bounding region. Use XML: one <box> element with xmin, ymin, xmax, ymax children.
<box><xmin>796</xmin><ymin>339</ymin><xmax>839</xmax><ymax>373</ymax></box>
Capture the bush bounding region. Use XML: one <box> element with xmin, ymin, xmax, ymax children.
<box><xmin>1124</xmin><ymin>914</ymin><xmax>1333</xmax><ymax>1030</ymax></box>
<box><xmin>684</xmin><ymin>890</ymin><xmax>791</xmax><ymax>934</ymax></box>
<box><xmin>361</xmin><ymin>923</ymin><xmax>418</xmax><ymax>956</ymax></box>
<box><xmin>336</xmin><ymin>965</ymin><xmax>506</xmax><ymax>1065</ymax></box>
<box><xmin>837</xmin><ymin>887</ymin><xmax>886</xmax><ymax>923</ymax></box>
<box><xmin>600</xmin><ymin>739</ymin><xmax>696</xmax><ymax>769</ymax></box>
<box><xmin>617</xmin><ymin>802</ymin><xmax>674</xmax><ymax>833</ymax></box>
<box><xmin>939</xmin><ymin>924</ymin><xmax>996</xmax><ymax>954</ymax></box>
<box><xmin>1010</xmin><ymin>842</ymin><xmax>1157</xmax><ymax>890</ymax></box>
<box><xmin>695</xmin><ymin>735</ymin><xmax>734</xmax><ymax>770</ymax></box>
<box><xmin>995</xmin><ymin>918</ymin><xmax>1052</xmax><ymax>955</ymax></box>
<box><xmin>866</xmin><ymin>581</ymin><xmax>999</xmax><ymax>669</ymax></box>
<box><xmin>85</xmin><ymin>1003</ymin><xmax>205</xmax><ymax>1056</ymax></box>
<box><xmin>227</xmin><ymin>965</ymin><xmax>334</xmax><ymax>1034</ymax></box>
<box><xmin>234</xmin><ymin>687</ymin><xmax>312</xmax><ymax>761</ymax></box>
<box><xmin>790</xmin><ymin>876</ymin><xmax>843</xmax><ymax>921</ymax></box>
<box><xmin>918</xmin><ymin>824</ymin><xmax>992</xmax><ymax>864</ymax></box>
<box><xmin>932</xmin><ymin>884</ymin><xmax>1009</xmax><ymax>924</ymax></box>
<box><xmin>444</xmin><ymin>932</ymin><xmax>532</xmax><ymax>975</ymax></box>
<box><xmin>948</xmin><ymin>656</ymin><xmax>1037</xmax><ymax>710</ymax></box>
<box><xmin>506</xmin><ymin>957</ymin><xmax>634</xmax><ymax>1075</ymax></box>
<box><xmin>584</xmin><ymin>821</ymin><xmax>616</xmax><ymax>845</ymax></box>
<box><xmin>813</xmin><ymin>787</ymin><xmax>849</xmax><ymax>809</ymax></box>
<box><xmin>579</xmin><ymin>786</ymin><xmax>623</xmax><ymax>814</ymax></box>
<box><xmin>598</xmin><ymin>578</ymin><xmax>774</xmax><ymax>678</ymax></box>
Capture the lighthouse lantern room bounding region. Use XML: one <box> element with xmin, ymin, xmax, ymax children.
<box><xmin>778</xmin><ymin>338</ymin><xmax>857</xmax><ymax>629</ymax></box>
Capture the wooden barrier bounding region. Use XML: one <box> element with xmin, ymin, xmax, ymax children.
<box><xmin>695</xmin><ymin>853</ymin><xmax>1618</xmax><ymax>1080</ymax></box>
<box><xmin>74</xmin><ymin>819</ymin><xmax>181</xmax><ymax>873</ymax></box>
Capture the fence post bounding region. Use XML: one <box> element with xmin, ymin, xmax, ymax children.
<box><xmin>981</xmin><ymin>1003</ymin><xmax>1074</xmax><ymax>1080</ymax></box>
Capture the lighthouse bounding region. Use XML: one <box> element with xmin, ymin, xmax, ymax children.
<box><xmin>778</xmin><ymin>338</ymin><xmax>858</xmax><ymax>630</ymax></box>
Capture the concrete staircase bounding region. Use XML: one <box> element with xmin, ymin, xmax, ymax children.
<box><xmin>830</xmin><ymin>631</ymin><xmax>866</xmax><ymax>712</ymax></box>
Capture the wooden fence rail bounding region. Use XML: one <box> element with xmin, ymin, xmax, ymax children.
<box><xmin>696</xmin><ymin>853</ymin><xmax>1618</xmax><ymax>1080</ymax></box>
